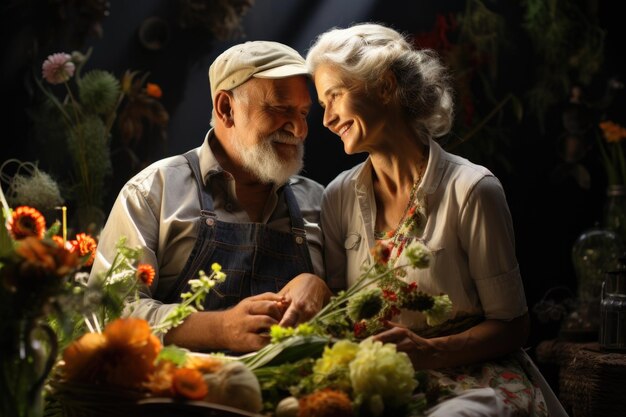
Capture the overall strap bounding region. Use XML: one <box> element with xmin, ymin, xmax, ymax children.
<box><xmin>283</xmin><ymin>183</ymin><xmax>307</xmax><ymax>240</ymax></box>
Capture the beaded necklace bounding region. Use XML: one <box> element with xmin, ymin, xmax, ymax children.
<box><xmin>374</xmin><ymin>160</ymin><xmax>428</xmax><ymax>266</ymax></box>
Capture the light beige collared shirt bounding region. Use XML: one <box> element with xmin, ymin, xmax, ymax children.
<box><xmin>89</xmin><ymin>130</ymin><xmax>324</xmax><ymax>326</ymax></box>
<box><xmin>321</xmin><ymin>139</ymin><xmax>527</xmax><ymax>330</ymax></box>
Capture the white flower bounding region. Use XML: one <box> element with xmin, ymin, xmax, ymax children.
<box><xmin>349</xmin><ymin>339</ymin><xmax>417</xmax><ymax>414</ymax></box>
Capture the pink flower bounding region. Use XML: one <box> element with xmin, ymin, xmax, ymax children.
<box><xmin>42</xmin><ymin>53</ymin><xmax>75</xmax><ymax>84</ymax></box>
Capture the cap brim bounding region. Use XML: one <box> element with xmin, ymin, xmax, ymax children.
<box><xmin>253</xmin><ymin>64</ymin><xmax>310</xmax><ymax>79</ymax></box>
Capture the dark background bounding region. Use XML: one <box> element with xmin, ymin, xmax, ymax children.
<box><xmin>2</xmin><ymin>0</ymin><xmax>625</xmax><ymax>390</ymax></box>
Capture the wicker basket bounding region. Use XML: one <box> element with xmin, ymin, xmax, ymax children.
<box><xmin>47</xmin><ymin>378</ymin><xmax>150</xmax><ymax>417</ymax></box>
<box><xmin>47</xmin><ymin>377</ymin><xmax>263</xmax><ymax>417</ymax></box>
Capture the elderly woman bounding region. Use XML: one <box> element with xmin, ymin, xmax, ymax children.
<box><xmin>306</xmin><ymin>23</ymin><xmax>566</xmax><ymax>417</ymax></box>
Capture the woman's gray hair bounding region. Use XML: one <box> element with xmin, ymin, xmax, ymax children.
<box><xmin>306</xmin><ymin>22</ymin><xmax>454</xmax><ymax>141</ymax></box>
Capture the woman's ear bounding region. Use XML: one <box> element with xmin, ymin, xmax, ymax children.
<box><xmin>379</xmin><ymin>70</ymin><xmax>397</xmax><ymax>104</ymax></box>
<box><xmin>214</xmin><ymin>91</ymin><xmax>235</xmax><ymax>127</ymax></box>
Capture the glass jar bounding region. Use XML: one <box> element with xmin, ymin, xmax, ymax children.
<box><xmin>572</xmin><ymin>225</ymin><xmax>625</xmax><ymax>302</ymax></box>
<box><xmin>603</xmin><ymin>184</ymin><xmax>626</xmax><ymax>244</ymax></box>
<box><xmin>600</xmin><ymin>259</ymin><xmax>626</xmax><ymax>351</ymax></box>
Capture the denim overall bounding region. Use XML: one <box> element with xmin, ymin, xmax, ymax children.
<box><xmin>164</xmin><ymin>150</ymin><xmax>314</xmax><ymax>310</ymax></box>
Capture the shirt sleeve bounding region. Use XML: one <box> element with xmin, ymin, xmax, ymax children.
<box><xmin>458</xmin><ymin>175</ymin><xmax>527</xmax><ymax>320</ymax></box>
<box><xmin>88</xmin><ymin>180</ymin><xmax>180</xmax><ymax>329</ymax></box>
<box><xmin>321</xmin><ymin>177</ymin><xmax>350</xmax><ymax>292</ymax></box>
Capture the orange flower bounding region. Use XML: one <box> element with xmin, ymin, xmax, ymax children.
<box><xmin>136</xmin><ymin>264</ymin><xmax>156</xmax><ymax>286</ymax></box>
<box><xmin>8</xmin><ymin>206</ymin><xmax>46</xmax><ymax>240</ymax></box>
<box><xmin>172</xmin><ymin>367</ymin><xmax>208</xmax><ymax>400</ymax></box>
<box><xmin>299</xmin><ymin>388</ymin><xmax>354</xmax><ymax>417</ymax></box>
<box><xmin>600</xmin><ymin>120</ymin><xmax>626</xmax><ymax>143</ymax></box>
<box><xmin>62</xmin><ymin>332</ymin><xmax>107</xmax><ymax>382</ymax></box>
<box><xmin>69</xmin><ymin>233</ymin><xmax>97</xmax><ymax>266</ymax></box>
<box><xmin>62</xmin><ymin>318</ymin><xmax>162</xmax><ymax>389</ymax></box>
<box><xmin>15</xmin><ymin>236</ymin><xmax>80</xmax><ymax>279</ymax></box>
<box><xmin>103</xmin><ymin>318</ymin><xmax>162</xmax><ymax>388</ymax></box>
<box><xmin>51</xmin><ymin>235</ymin><xmax>65</xmax><ymax>247</ymax></box>
<box><xmin>145</xmin><ymin>82</ymin><xmax>162</xmax><ymax>98</ymax></box>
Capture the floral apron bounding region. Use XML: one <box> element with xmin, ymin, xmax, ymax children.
<box><xmin>164</xmin><ymin>150</ymin><xmax>314</xmax><ymax>310</ymax></box>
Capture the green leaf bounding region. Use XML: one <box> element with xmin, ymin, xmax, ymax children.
<box><xmin>0</xmin><ymin>186</ymin><xmax>13</xmax><ymax>258</ymax></box>
<box><xmin>241</xmin><ymin>335</ymin><xmax>329</xmax><ymax>370</ymax></box>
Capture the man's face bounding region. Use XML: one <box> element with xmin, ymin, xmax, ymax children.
<box><xmin>230</xmin><ymin>76</ymin><xmax>311</xmax><ymax>184</ymax></box>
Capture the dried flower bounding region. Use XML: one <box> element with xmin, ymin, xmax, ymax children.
<box><xmin>42</xmin><ymin>52</ymin><xmax>75</xmax><ymax>84</ymax></box>
<box><xmin>35</xmin><ymin>51</ymin><xmax>168</xmax><ymax>223</ymax></box>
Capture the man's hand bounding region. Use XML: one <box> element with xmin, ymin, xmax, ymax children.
<box><xmin>164</xmin><ymin>292</ymin><xmax>285</xmax><ymax>353</ymax></box>
<box><xmin>278</xmin><ymin>273</ymin><xmax>332</xmax><ymax>327</ymax></box>
<box><xmin>220</xmin><ymin>292</ymin><xmax>286</xmax><ymax>352</ymax></box>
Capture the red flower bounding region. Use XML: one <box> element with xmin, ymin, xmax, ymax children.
<box><xmin>382</xmin><ymin>289</ymin><xmax>397</xmax><ymax>302</ymax></box>
<box><xmin>501</xmin><ymin>371</ymin><xmax>520</xmax><ymax>380</ymax></box>
<box><xmin>354</xmin><ymin>321</ymin><xmax>367</xmax><ymax>337</ymax></box>
<box><xmin>136</xmin><ymin>264</ymin><xmax>156</xmax><ymax>286</ymax></box>
<box><xmin>8</xmin><ymin>206</ymin><xmax>46</xmax><ymax>240</ymax></box>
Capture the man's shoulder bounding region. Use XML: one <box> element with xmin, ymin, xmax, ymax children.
<box><xmin>288</xmin><ymin>175</ymin><xmax>324</xmax><ymax>206</ymax></box>
<box><xmin>289</xmin><ymin>175</ymin><xmax>324</xmax><ymax>193</ymax></box>
<box><xmin>126</xmin><ymin>154</ymin><xmax>191</xmax><ymax>187</ymax></box>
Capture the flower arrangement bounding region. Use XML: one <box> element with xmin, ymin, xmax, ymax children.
<box><xmin>34</xmin><ymin>49</ymin><xmax>168</xmax><ymax>232</ymax></box>
<box><xmin>0</xmin><ymin>187</ymin><xmax>99</xmax><ymax>417</ymax></box>
<box><xmin>1</xmin><ymin>179</ymin><xmax>455</xmax><ymax>417</ymax></box>
<box><xmin>597</xmin><ymin>120</ymin><xmax>626</xmax><ymax>186</ymax></box>
<box><xmin>244</xmin><ymin>240</ymin><xmax>454</xmax><ymax>416</ymax></box>
<box><xmin>0</xmin><ymin>183</ymin><xmax>242</xmax><ymax>417</ymax></box>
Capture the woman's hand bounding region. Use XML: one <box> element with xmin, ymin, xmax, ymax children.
<box><xmin>277</xmin><ymin>273</ymin><xmax>332</xmax><ymax>327</ymax></box>
<box><xmin>373</xmin><ymin>313</ymin><xmax>530</xmax><ymax>370</ymax></box>
<box><xmin>373</xmin><ymin>321</ymin><xmax>436</xmax><ymax>370</ymax></box>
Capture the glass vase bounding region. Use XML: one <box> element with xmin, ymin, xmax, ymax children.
<box><xmin>602</xmin><ymin>184</ymin><xmax>626</xmax><ymax>244</ymax></box>
<box><xmin>0</xmin><ymin>318</ymin><xmax>58</xmax><ymax>417</ymax></box>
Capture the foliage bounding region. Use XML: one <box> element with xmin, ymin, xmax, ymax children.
<box><xmin>33</xmin><ymin>49</ymin><xmax>168</xmax><ymax>231</ymax></box>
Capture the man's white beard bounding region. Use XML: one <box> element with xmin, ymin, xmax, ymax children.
<box><xmin>234</xmin><ymin>132</ymin><xmax>304</xmax><ymax>184</ymax></box>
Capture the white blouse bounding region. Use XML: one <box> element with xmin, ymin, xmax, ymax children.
<box><xmin>321</xmin><ymin>139</ymin><xmax>527</xmax><ymax>330</ymax></box>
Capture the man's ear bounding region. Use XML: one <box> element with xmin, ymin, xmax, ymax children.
<box><xmin>214</xmin><ymin>90</ymin><xmax>235</xmax><ymax>127</ymax></box>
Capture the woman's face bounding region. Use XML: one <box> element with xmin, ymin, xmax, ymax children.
<box><xmin>313</xmin><ymin>63</ymin><xmax>390</xmax><ymax>155</ymax></box>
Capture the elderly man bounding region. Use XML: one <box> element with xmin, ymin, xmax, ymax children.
<box><xmin>89</xmin><ymin>41</ymin><xmax>330</xmax><ymax>353</ymax></box>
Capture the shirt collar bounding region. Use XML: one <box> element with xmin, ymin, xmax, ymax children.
<box><xmin>349</xmin><ymin>137</ymin><xmax>446</xmax><ymax>196</ymax></box>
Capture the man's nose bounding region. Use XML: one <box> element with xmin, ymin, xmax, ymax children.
<box><xmin>285</xmin><ymin>115</ymin><xmax>308</xmax><ymax>139</ymax></box>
